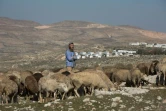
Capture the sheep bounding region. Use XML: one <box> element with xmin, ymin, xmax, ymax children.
<box><xmin>69</xmin><ymin>71</ymin><xmax>108</xmax><ymax>97</ymax></box>
<box><xmin>0</xmin><ymin>75</ymin><xmax>18</xmax><ymax>104</ymax></box>
<box><xmin>162</xmin><ymin>57</ymin><xmax>166</xmax><ymax>63</ymax></box>
<box><xmin>50</xmin><ymin>73</ymin><xmax>74</xmax><ymax>100</ymax></box>
<box><xmin>103</xmin><ymin>67</ymin><xmax>118</xmax><ymax>81</ymax></box>
<box><xmin>42</xmin><ymin>69</ymin><xmax>54</xmax><ymax>76</ymax></box>
<box><xmin>155</xmin><ymin>63</ymin><xmax>166</xmax><ymax>86</ymax></box>
<box><xmin>130</xmin><ymin>68</ymin><xmax>149</xmax><ymax>87</ymax></box>
<box><xmin>8</xmin><ymin>75</ymin><xmax>20</xmax><ymax>86</ymax></box>
<box><xmin>83</xmin><ymin>68</ymin><xmax>115</xmax><ymax>90</ymax></box>
<box><xmin>33</xmin><ymin>73</ymin><xmax>43</xmax><ymax>83</ymax></box>
<box><xmin>38</xmin><ymin>76</ymin><xmax>68</xmax><ymax>103</ymax></box>
<box><xmin>112</xmin><ymin>69</ymin><xmax>132</xmax><ymax>88</ymax></box>
<box><xmin>24</xmin><ymin>75</ymin><xmax>39</xmax><ymax>101</ymax></box>
<box><xmin>20</xmin><ymin>71</ymin><xmax>33</xmax><ymax>85</ymax></box>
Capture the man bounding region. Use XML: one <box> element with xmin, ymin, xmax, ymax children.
<box><xmin>65</xmin><ymin>42</ymin><xmax>77</xmax><ymax>72</ymax></box>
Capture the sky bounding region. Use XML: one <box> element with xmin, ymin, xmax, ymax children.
<box><xmin>0</xmin><ymin>0</ymin><xmax>166</xmax><ymax>32</ymax></box>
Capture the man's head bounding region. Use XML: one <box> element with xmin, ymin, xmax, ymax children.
<box><xmin>69</xmin><ymin>42</ymin><xmax>74</xmax><ymax>51</ymax></box>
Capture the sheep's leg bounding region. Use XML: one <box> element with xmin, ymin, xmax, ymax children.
<box><xmin>156</xmin><ymin>74</ymin><xmax>159</xmax><ymax>86</ymax></box>
<box><xmin>164</xmin><ymin>72</ymin><xmax>166</xmax><ymax>86</ymax></box>
<box><xmin>11</xmin><ymin>92</ymin><xmax>17</xmax><ymax>103</ymax></box>
<box><xmin>0</xmin><ymin>93</ymin><xmax>3</xmax><ymax>105</ymax></box>
<box><xmin>39</xmin><ymin>92</ymin><xmax>42</xmax><ymax>103</ymax></box>
<box><xmin>25</xmin><ymin>88</ymin><xmax>29</xmax><ymax>101</ymax></box>
<box><xmin>5</xmin><ymin>94</ymin><xmax>8</xmax><ymax>104</ymax></box>
<box><xmin>74</xmin><ymin>89</ymin><xmax>80</xmax><ymax>97</ymax></box>
<box><xmin>53</xmin><ymin>92</ymin><xmax>56</xmax><ymax>100</ymax></box>
<box><xmin>45</xmin><ymin>91</ymin><xmax>49</xmax><ymax>103</ymax></box>
<box><xmin>132</xmin><ymin>79</ymin><xmax>136</xmax><ymax>87</ymax></box>
<box><xmin>62</xmin><ymin>92</ymin><xmax>66</xmax><ymax>100</ymax></box>
<box><xmin>83</xmin><ymin>87</ymin><xmax>87</xmax><ymax>95</ymax></box>
<box><xmin>1</xmin><ymin>94</ymin><xmax>4</xmax><ymax>105</ymax></box>
<box><xmin>90</xmin><ymin>86</ymin><xmax>94</xmax><ymax>96</ymax></box>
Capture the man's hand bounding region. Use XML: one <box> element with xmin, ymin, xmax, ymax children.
<box><xmin>73</xmin><ymin>55</ymin><xmax>77</xmax><ymax>60</ymax></box>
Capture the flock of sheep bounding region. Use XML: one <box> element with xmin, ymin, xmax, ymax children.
<box><xmin>0</xmin><ymin>57</ymin><xmax>166</xmax><ymax>105</ymax></box>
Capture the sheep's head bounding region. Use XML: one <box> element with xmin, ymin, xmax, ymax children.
<box><xmin>141</xmin><ymin>73</ymin><xmax>149</xmax><ymax>81</ymax></box>
<box><xmin>58</xmin><ymin>83</ymin><xmax>68</xmax><ymax>92</ymax></box>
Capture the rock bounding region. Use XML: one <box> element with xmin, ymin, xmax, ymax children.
<box><xmin>119</xmin><ymin>104</ymin><xmax>126</xmax><ymax>108</ymax></box>
<box><xmin>68</xmin><ymin>108</ymin><xmax>74</xmax><ymax>111</ymax></box>
<box><xmin>44</xmin><ymin>102</ymin><xmax>51</xmax><ymax>107</ymax></box>
<box><xmin>91</xmin><ymin>100</ymin><xmax>97</xmax><ymax>103</ymax></box>
<box><xmin>112</xmin><ymin>97</ymin><xmax>122</xmax><ymax>102</ymax></box>
<box><xmin>96</xmin><ymin>95</ymin><xmax>103</xmax><ymax>99</ymax></box>
<box><xmin>157</xmin><ymin>96</ymin><xmax>162</xmax><ymax>101</ymax></box>
<box><xmin>83</xmin><ymin>98</ymin><xmax>90</xmax><ymax>102</ymax></box>
<box><xmin>111</xmin><ymin>102</ymin><xmax>118</xmax><ymax>108</ymax></box>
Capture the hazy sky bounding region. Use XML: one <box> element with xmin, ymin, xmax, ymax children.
<box><xmin>0</xmin><ymin>0</ymin><xmax>166</xmax><ymax>32</ymax></box>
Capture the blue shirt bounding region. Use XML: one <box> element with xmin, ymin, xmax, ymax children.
<box><xmin>65</xmin><ymin>49</ymin><xmax>75</xmax><ymax>67</ymax></box>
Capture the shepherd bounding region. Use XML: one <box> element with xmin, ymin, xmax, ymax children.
<box><xmin>65</xmin><ymin>42</ymin><xmax>77</xmax><ymax>72</ymax></box>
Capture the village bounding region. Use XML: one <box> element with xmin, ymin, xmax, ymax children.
<box><xmin>75</xmin><ymin>42</ymin><xmax>166</xmax><ymax>59</ymax></box>
<box><xmin>129</xmin><ymin>42</ymin><xmax>166</xmax><ymax>48</ymax></box>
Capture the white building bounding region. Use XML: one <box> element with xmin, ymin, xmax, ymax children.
<box><xmin>154</xmin><ymin>44</ymin><xmax>162</xmax><ymax>48</ymax></box>
<box><xmin>140</xmin><ymin>42</ymin><xmax>147</xmax><ymax>45</ymax></box>
<box><xmin>76</xmin><ymin>55</ymin><xmax>81</xmax><ymax>59</ymax></box>
<box><xmin>75</xmin><ymin>52</ymin><xmax>79</xmax><ymax>56</ymax></box>
<box><xmin>129</xmin><ymin>42</ymin><xmax>140</xmax><ymax>46</ymax></box>
<box><xmin>81</xmin><ymin>56</ymin><xmax>86</xmax><ymax>59</ymax></box>
<box><xmin>146</xmin><ymin>44</ymin><xmax>154</xmax><ymax>47</ymax></box>
<box><xmin>112</xmin><ymin>50</ymin><xmax>137</xmax><ymax>56</ymax></box>
<box><xmin>162</xmin><ymin>45</ymin><xmax>166</xmax><ymax>49</ymax></box>
<box><xmin>80</xmin><ymin>52</ymin><xmax>86</xmax><ymax>56</ymax></box>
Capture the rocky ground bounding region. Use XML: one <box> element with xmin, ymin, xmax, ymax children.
<box><xmin>1</xmin><ymin>86</ymin><xmax>166</xmax><ymax>111</ymax></box>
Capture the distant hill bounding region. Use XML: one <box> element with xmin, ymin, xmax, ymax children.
<box><xmin>0</xmin><ymin>17</ymin><xmax>166</xmax><ymax>71</ymax></box>
<box><xmin>50</xmin><ymin>20</ymin><xmax>93</xmax><ymax>27</ymax></box>
<box><xmin>0</xmin><ymin>17</ymin><xmax>40</xmax><ymax>26</ymax></box>
<box><xmin>118</xmin><ymin>25</ymin><xmax>142</xmax><ymax>29</ymax></box>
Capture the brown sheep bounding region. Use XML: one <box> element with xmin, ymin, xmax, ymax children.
<box><xmin>104</xmin><ymin>67</ymin><xmax>118</xmax><ymax>81</ymax></box>
<box><xmin>136</xmin><ymin>60</ymin><xmax>159</xmax><ymax>76</ymax></box>
<box><xmin>25</xmin><ymin>75</ymin><xmax>39</xmax><ymax>101</ymax></box>
<box><xmin>33</xmin><ymin>73</ymin><xmax>43</xmax><ymax>83</ymax></box>
<box><xmin>130</xmin><ymin>68</ymin><xmax>148</xmax><ymax>87</ymax></box>
<box><xmin>112</xmin><ymin>69</ymin><xmax>132</xmax><ymax>88</ymax></box>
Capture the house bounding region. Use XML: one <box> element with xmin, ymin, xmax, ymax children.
<box><xmin>154</xmin><ymin>44</ymin><xmax>162</xmax><ymax>48</ymax></box>
<box><xmin>80</xmin><ymin>52</ymin><xmax>86</xmax><ymax>56</ymax></box>
<box><xmin>112</xmin><ymin>50</ymin><xmax>137</xmax><ymax>56</ymax></box>
<box><xmin>129</xmin><ymin>42</ymin><xmax>140</xmax><ymax>46</ymax></box>
<box><xmin>146</xmin><ymin>44</ymin><xmax>154</xmax><ymax>48</ymax></box>
<box><xmin>140</xmin><ymin>42</ymin><xmax>147</xmax><ymax>45</ymax></box>
<box><xmin>162</xmin><ymin>45</ymin><xmax>166</xmax><ymax>49</ymax></box>
<box><xmin>76</xmin><ymin>55</ymin><xmax>81</xmax><ymax>59</ymax></box>
<box><xmin>81</xmin><ymin>56</ymin><xmax>86</xmax><ymax>59</ymax></box>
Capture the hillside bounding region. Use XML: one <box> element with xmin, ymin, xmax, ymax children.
<box><xmin>0</xmin><ymin>17</ymin><xmax>166</xmax><ymax>71</ymax></box>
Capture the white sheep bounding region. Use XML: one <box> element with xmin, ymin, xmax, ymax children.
<box><xmin>84</xmin><ymin>68</ymin><xmax>115</xmax><ymax>90</ymax></box>
<box><xmin>69</xmin><ymin>71</ymin><xmax>108</xmax><ymax>97</ymax></box>
<box><xmin>50</xmin><ymin>73</ymin><xmax>74</xmax><ymax>99</ymax></box>
<box><xmin>38</xmin><ymin>76</ymin><xmax>68</xmax><ymax>103</ymax></box>
<box><xmin>0</xmin><ymin>75</ymin><xmax>18</xmax><ymax>104</ymax></box>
